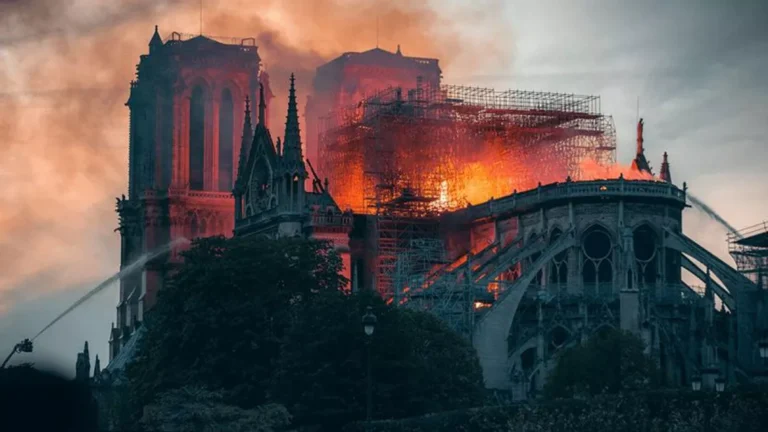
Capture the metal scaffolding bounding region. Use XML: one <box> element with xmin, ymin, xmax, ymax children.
<box><xmin>318</xmin><ymin>82</ymin><xmax>617</xmax><ymax>214</ymax></box>
<box><xmin>319</xmin><ymin>82</ymin><xmax>617</xmax><ymax>297</ymax></box>
<box><xmin>393</xmin><ymin>238</ymin><xmax>476</xmax><ymax>337</ymax></box>
<box><xmin>728</xmin><ymin>221</ymin><xmax>768</xmax><ymax>288</ymax></box>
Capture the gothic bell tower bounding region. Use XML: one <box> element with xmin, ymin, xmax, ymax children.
<box><xmin>111</xmin><ymin>27</ymin><xmax>268</xmax><ymax>360</ymax></box>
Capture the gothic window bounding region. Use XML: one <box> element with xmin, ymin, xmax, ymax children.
<box><xmin>550</xmin><ymin>325</ymin><xmax>570</xmax><ymax>350</ymax></box>
<box><xmin>189</xmin><ymin>86</ymin><xmax>206</xmax><ymax>191</ymax></box>
<box><xmin>520</xmin><ymin>347</ymin><xmax>536</xmax><ymax>371</ymax></box>
<box><xmin>199</xmin><ymin>217</ymin><xmax>207</xmax><ymax>238</ymax></box>
<box><xmin>190</xmin><ymin>213</ymin><xmax>199</xmax><ymax>239</ymax></box>
<box><xmin>527</xmin><ymin>232</ymin><xmax>543</xmax><ymax>289</ymax></box>
<box><xmin>633</xmin><ymin>224</ymin><xmax>658</xmax><ymax>287</ymax></box>
<box><xmin>218</xmin><ymin>88</ymin><xmax>234</xmax><ymax>192</ymax></box>
<box><xmin>292</xmin><ymin>174</ymin><xmax>301</xmax><ymax>208</ymax></box>
<box><xmin>248</xmin><ymin>153</ymin><xmax>272</xmax><ymax>211</ymax></box>
<box><xmin>549</xmin><ymin>228</ymin><xmax>568</xmax><ymax>288</ymax></box>
<box><xmin>581</xmin><ymin>225</ymin><xmax>614</xmax><ymax>296</ymax></box>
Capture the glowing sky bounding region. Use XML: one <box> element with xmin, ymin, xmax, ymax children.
<box><xmin>1</xmin><ymin>0</ymin><xmax>766</xmax><ymax>374</ymax></box>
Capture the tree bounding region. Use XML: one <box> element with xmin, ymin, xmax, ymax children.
<box><xmin>126</xmin><ymin>235</ymin><xmax>347</xmax><ymax>414</ymax></box>
<box><xmin>544</xmin><ymin>328</ymin><xmax>659</xmax><ymax>399</ymax></box>
<box><xmin>140</xmin><ymin>386</ymin><xmax>291</xmax><ymax>432</ymax></box>
<box><xmin>272</xmin><ymin>289</ymin><xmax>486</xmax><ymax>429</ymax></box>
<box><xmin>0</xmin><ymin>364</ymin><xmax>98</xmax><ymax>431</ymax></box>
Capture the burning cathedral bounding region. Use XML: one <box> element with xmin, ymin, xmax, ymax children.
<box><xmin>80</xmin><ymin>27</ymin><xmax>768</xmax><ymax>399</ymax></box>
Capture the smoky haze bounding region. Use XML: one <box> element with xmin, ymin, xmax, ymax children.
<box><xmin>0</xmin><ymin>0</ymin><xmax>507</xmax><ymax>324</ymax></box>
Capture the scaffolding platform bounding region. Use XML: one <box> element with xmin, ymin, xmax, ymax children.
<box><xmin>321</xmin><ymin>82</ymin><xmax>617</xmax><ymax>297</ymax></box>
<box><xmin>728</xmin><ymin>220</ymin><xmax>768</xmax><ymax>288</ymax></box>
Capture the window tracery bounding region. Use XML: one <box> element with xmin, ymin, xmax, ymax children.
<box><xmin>581</xmin><ymin>225</ymin><xmax>614</xmax><ymax>296</ymax></box>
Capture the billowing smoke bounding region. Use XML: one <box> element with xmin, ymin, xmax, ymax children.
<box><xmin>0</xmin><ymin>0</ymin><xmax>509</xmax><ymax>313</ymax></box>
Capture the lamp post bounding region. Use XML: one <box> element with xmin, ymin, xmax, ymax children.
<box><xmin>715</xmin><ymin>376</ymin><xmax>726</xmax><ymax>393</ymax></box>
<box><xmin>691</xmin><ymin>374</ymin><xmax>702</xmax><ymax>392</ymax></box>
<box><xmin>362</xmin><ymin>306</ymin><xmax>377</xmax><ymax>423</ymax></box>
<box><xmin>758</xmin><ymin>339</ymin><xmax>768</xmax><ymax>362</ymax></box>
<box><xmin>1</xmin><ymin>339</ymin><xmax>33</xmax><ymax>369</ymax></box>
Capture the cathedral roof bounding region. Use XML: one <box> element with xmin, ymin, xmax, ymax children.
<box><xmin>307</xmin><ymin>190</ymin><xmax>341</xmax><ymax>210</ymax></box>
<box><xmin>240</xmin><ymin>124</ymin><xmax>277</xmax><ymax>185</ymax></box>
<box><xmin>104</xmin><ymin>326</ymin><xmax>146</xmax><ymax>378</ymax></box>
<box><xmin>328</xmin><ymin>46</ymin><xmax>439</xmax><ymax>69</ymax></box>
<box><xmin>237</xmin><ymin>83</ymin><xmax>279</xmax><ymax>189</ymax></box>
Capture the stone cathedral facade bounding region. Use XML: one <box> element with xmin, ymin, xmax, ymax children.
<box><xmin>111</xmin><ymin>28</ymin><xmax>270</xmax><ymax>360</ymax></box>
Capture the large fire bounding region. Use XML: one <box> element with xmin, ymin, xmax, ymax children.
<box><xmin>578</xmin><ymin>159</ymin><xmax>657</xmax><ymax>181</ymax></box>
<box><xmin>319</xmin><ymin>84</ymin><xmax>619</xmax><ymax>215</ymax></box>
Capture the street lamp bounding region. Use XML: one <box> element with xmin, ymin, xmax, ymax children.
<box><xmin>758</xmin><ymin>340</ymin><xmax>768</xmax><ymax>361</ymax></box>
<box><xmin>363</xmin><ymin>307</ymin><xmax>377</xmax><ymax>337</ymax></box>
<box><xmin>715</xmin><ymin>376</ymin><xmax>726</xmax><ymax>393</ymax></box>
<box><xmin>362</xmin><ymin>307</ymin><xmax>377</xmax><ymax>423</ymax></box>
<box><xmin>691</xmin><ymin>374</ymin><xmax>702</xmax><ymax>392</ymax></box>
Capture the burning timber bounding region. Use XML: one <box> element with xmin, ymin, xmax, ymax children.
<box><xmin>317</xmin><ymin>82</ymin><xmax>617</xmax><ymax>215</ymax></box>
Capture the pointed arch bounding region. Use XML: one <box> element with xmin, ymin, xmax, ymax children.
<box><xmin>549</xmin><ymin>226</ymin><xmax>568</xmax><ymax>286</ymax></box>
<box><xmin>189</xmin><ymin>86</ymin><xmax>206</xmax><ymax>190</ymax></box>
<box><xmin>549</xmin><ymin>325</ymin><xmax>571</xmax><ymax>349</ymax></box>
<box><xmin>218</xmin><ymin>88</ymin><xmax>235</xmax><ymax>191</ymax></box>
<box><xmin>581</xmin><ymin>224</ymin><xmax>615</xmax><ymax>296</ymax></box>
<box><xmin>247</xmin><ymin>148</ymin><xmax>273</xmax><ymax>211</ymax></box>
<box><xmin>199</xmin><ymin>216</ymin><xmax>208</xmax><ymax>238</ymax></box>
<box><xmin>633</xmin><ymin>223</ymin><xmax>659</xmax><ymax>286</ymax></box>
<box><xmin>189</xmin><ymin>212</ymin><xmax>199</xmax><ymax>239</ymax></box>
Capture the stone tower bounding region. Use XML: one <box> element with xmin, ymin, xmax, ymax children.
<box><xmin>234</xmin><ymin>75</ymin><xmax>353</xmax><ymax>284</ymax></box>
<box><xmin>111</xmin><ymin>27</ymin><xmax>267</xmax><ymax>360</ymax></box>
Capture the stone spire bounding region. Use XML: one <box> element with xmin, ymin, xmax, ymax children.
<box><xmin>93</xmin><ymin>355</ymin><xmax>101</xmax><ymax>380</ymax></box>
<box><xmin>630</xmin><ymin>118</ymin><xmax>652</xmax><ymax>175</ymax></box>
<box><xmin>258</xmin><ymin>83</ymin><xmax>266</xmax><ymax>126</ymax></box>
<box><xmin>660</xmin><ymin>151</ymin><xmax>672</xmax><ymax>183</ymax></box>
<box><xmin>282</xmin><ymin>74</ymin><xmax>303</xmax><ymax>166</ymax></box>
<box><xmin>149</xmin><ymin>25</ymin><xmax>163</xmax><ymax>54</ymax></box>
<box><xmin>75</xmin><ymin>341</ymin><xmax>91</xmax><ymax>382</ymax></box>
<box><xmin>236</xmin><ymin>96</ymin><xmax>253</xmax><ymax>186</ymax></box>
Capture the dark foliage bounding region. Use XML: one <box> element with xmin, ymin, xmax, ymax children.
<box><xmin>0</xmin><ymin>364</ymin><xmax>98</xmax><ymax>432</ymax></box>
<box><xmin>341</xmin><ymin>389</ymin><xmax>768</xmax><ymax>432</ymax></box>
<box><xmin>126</xmin><ymin>235</ymin><xmax>347</xmax><ymax>414</ymax></box>
<box><xmin>544</xmin><ymin>328</ymin><xmax>659</xmax><ymax>398</ymax></box>
<box><xmin>272</xmin><ymin>289</ymin><xmax>486</xmax><ymax>428</ymax></box>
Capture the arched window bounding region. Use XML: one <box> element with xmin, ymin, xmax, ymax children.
<box><xmin>190</xmin><ymin>213</ymin><xmax>199</xmax><ymax>239</ymax></box>
<box><xmin>218</xmin><ymin>89</ymin><xmax>234</xmax><ymax>191</ymax></box>
<box><xmin>550</xmin><ymin>325</ymin><xmax>570</xmax><ymax>350</ymax></box>
<box><xmin>549</xmin><ymin>228</ymin><xmax>568</xmax><ymax>289</ymax></box>
<box><xmin>292</xmin><ymin>174</ymin><xmax>301</xmax><ymax>209</ymax></box>
<box><xmin>189</xmin><ymin>86</ymin><xmax>206</xmax><ymax>190</ymax></box>
<box><xmin>633</xmin><ymin>224</ymin><xmax>658</xmax><ymax>286</ymax></box>
<box><xmin>199</xmin><ymin>217</ymin><xmax>207</xmax><ymax>238</ymax></box>
<box><xmin>581</xmin><ymin>226</ymin><xmax>614</xmax><ymax>296</ymax></box>
<box><xmin>526</xmin><ymin>232</ymin><xmax>543</xmax><ymax>289</ymax></box>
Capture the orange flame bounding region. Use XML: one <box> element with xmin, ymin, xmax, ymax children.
<box><xmin>578</xmin><ymin>159</ymin><xmax>659</xmax><ymax>181</ymax></box>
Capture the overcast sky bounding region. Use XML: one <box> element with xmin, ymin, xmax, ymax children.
<box><xmin>1</xmin><ymin>0</ymin><xmax>766</xmax><ymax>375</ymax></box>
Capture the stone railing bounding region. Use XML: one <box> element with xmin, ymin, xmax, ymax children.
<box><xmin>446</xmin><ymin>179</ymin><xmax>686</xmax><ymax>224</ymax></box>
<box><xmin>186</xmin><ymin>190</ymin><xmax>233</xmax><ymax>200</ymax></box>
<box><xmin>138</xmin><ymin>189</ymin><xmax>234</xmax><ymax>200</ymax></box>
<box><xmin>234</xmin><ymin>207</ymin><xmax>280</xmax><ymax>231</ymax></box>
<box><xmin>308</xmin><ymin>213</ymin><xmax>353</xmax><ymax>227</ymax></box>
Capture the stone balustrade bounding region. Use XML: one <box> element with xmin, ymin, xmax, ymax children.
<box><xmin>446</xmin><ymin>179</ymin><xmax>686</xmax><ymax>224</ymax></box>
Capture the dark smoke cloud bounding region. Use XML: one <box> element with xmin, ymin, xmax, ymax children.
<box><xmin>0</xmin><ymin>0</ymin><xmax>509</xmax><ymax>313</ymax></box>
